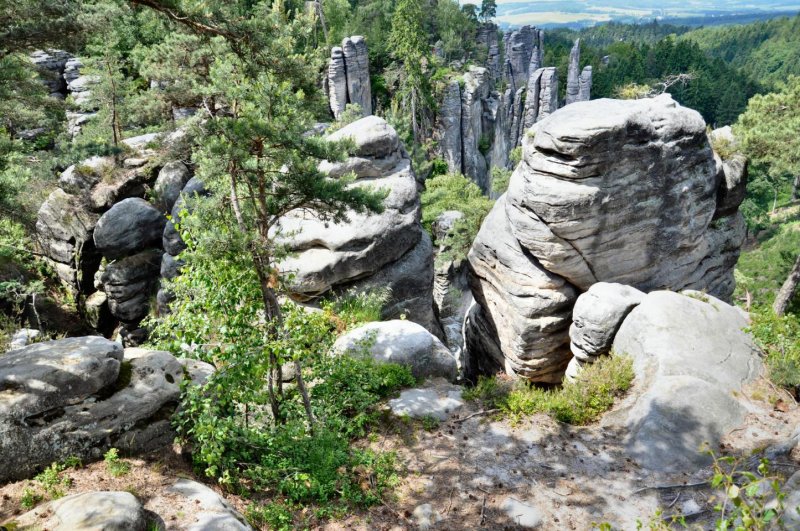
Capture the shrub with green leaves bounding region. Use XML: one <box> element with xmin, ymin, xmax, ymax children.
<box><xmin>420</xmin><ymin>173</ymin><xmax>493</xmax><ymax>265</ymax></box>
<box><xmin>465</xmin><ymin>354</ymin><xmax>635</xmax><ymax>425</ymax></box>
<box><xmin>748</xmin><ymin>308</ymin><xmax>800</xmax><ymax>389</ymax></box>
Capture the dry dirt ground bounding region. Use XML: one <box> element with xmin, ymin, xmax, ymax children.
<box><xmin>1</xmin><ymin>378</ymin><xmax>799</xmax><ymax>530</ymax></box>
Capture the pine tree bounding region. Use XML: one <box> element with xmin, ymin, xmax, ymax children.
<box><xmin>479</xmin><ymin>0</ymin><xmax>496</xmax><ymax>22</ymax></box>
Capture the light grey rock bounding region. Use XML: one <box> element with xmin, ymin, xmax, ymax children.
<box><xmin>341</xmin><ymin>36</ymin><xmax>372</xmax><ymax>116</ymax></box>
<box><xmin>0</xmin><ymin>336</ymin><xmax>123</xmax><ymax>420</ymax></box>
<box><xmin>30</xmin><ymin>49</ymin><xmax>71</xmax><ymax>93</ymax></box>
<box><xmin>503</xmin><ymin>26</ymin><xmax>536</xmax><ymax>91</ymax></box>
<box><xmin>536</xmin><ymin>67</ymin><xmax>558</xmax><ymax>122</ymax></box>
<box><xmin>605</xmin><ymin>291</ymin><xmax>762</xmax><ymax>472</ymax></box>
<box><xmin>436</xmin><ymin>80</ymin><xmax>462</xmax><ymax>174</ymax></box>
<box><xmin>327</xmin><ymin>46</ymin><xmax>348</xmax><ymax>119</ymax></box>
<box><xmin>461</xmin><ymin>66</ymin><xmax>491</xmax><ymax>191</ymax></box>
<box><xmin>412</xmin><ymin>503</ymin><xmax>443</xmax><ymax>530</ymax></box>
<box><xmin>14</xmin><ymin>491</ymin><xmax>147</xmax><ymax>531</ymax></box>
<box><xmin>521</xmin><ymin>68</ymin><xmax>543</xmax><ymax>132</ymax></box>
<box><xmin>569</xmin><ymin>283</ymin><xmax>645</xmax><ymax>362</ymax></box>
<box><xmin>332</xmin><ymin>320</ymin><xmax>458</xmax><ymax>381</ymax></box>
<box><xmin>466</xmin><ymin>96</ymin><xmax>747</xmax><ymax>382</ymax></box>
<box><xmin>465</xmin><ymin>197</ymin><xmax>576</xmax><ymax>382</ymax></box>
<box><xmin>122</xmin><ymin>132</ymin><xmax>161</xmax><ymax>152</ymax></box>
<box><xmin>94</xmin><ymin>198</ymin><xmax>166</xmax><ymax>260</ymax></box>
<box><xmin>0</xmin><ymin>345</ymin><xmax>204</xmax><ymax>482</ymax></box>
<box><xmin>501</xmin><ymin>497</ymin><xmax>543</xmax><ymax>528</ymax></box>
<box><xmin>507</xmin><ymin>95</ymin><xmax>741</xmax><ymax>295</ymax></box>
<box><xmin>389</xmin><ymin>380</ymin><xmax>464</xmax><ymax>421</ymax></box>
<box><xmin>58</xmin><ymin>157</ymin><xmax>114</xmax><ymax>195</ymax></box>
<box><xmin>168</xmin><ymin>479</ymin><xmax>253</xmax><ymax>531</ymax></box>
<box><xmin>154</xmin><ymin>161</ymin><xmax>191</xmax><ymax>212</ymax></box>
<box><xmin>578</xmin><ymin>65</ymin><xmax>592</xmax><ymax>102</ymax></box>
<box><xmin>565</xmin><ymin>39</ymin><xmax>581</xmax><ymax>105</ymax></box>
<box><xmin>84</xmin><ymin>290</ymin><xmax>113</xmax><ymax>331</ymax></box>
<box><xmin>8</xmin><ymin>328</ymin><xmax>40</xmax><ymax>351</ymax></box>
<box><xmin>715</xmin><ymin>153</ymin><xmax>748</xmax><ymax>219</ymax></box>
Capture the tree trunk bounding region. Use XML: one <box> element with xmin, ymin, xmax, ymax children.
<box><xmin>793</xmin><ymin>174</ymin><xmax>800</xmax><ymax>201</ymax></box>
<box><xmin>774</xmin><ymin>253</ymin><xmax>800</xmax><ymax>316</ymax></box>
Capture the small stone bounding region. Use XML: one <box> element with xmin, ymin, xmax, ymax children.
<box><xmin>411</xmin><ymin>503</ymin><xmax>442</xmax><ymax>530</ymax></box>
<box><xmin>501</xmin><ymin>497</ymin><xmax>543</xmax><ymax>528</ymax></box>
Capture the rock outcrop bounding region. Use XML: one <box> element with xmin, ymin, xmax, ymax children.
<box><xmin>566</xmin><ymin>282</ymin><xmax>645</xmax><ymax>381</ymax></box>
<box><xmin>565</xmin><ymin>39</ymin><xmax>581</xmax><ymax>105</ymax></box>
<box><xmin>465</xmin><ymin>96</ymin><xmax>748</xmax><ymax>382</ymax></box>
<box><xmin>0</xmin><ymin>337</ymin><xmax>213</xmax><ymax>482</ymax></box>
<box><xmin>460</xmin><ymin>67</ymin><xmax>492</xmax><ymax>191</ymax></box>
<box><xmin>277</xmin><ymin>116</ymin><xmax>441</xmax><ymax>335</ymax></box>
<box><xmin>326</xmin><ymin>36</ymin><xmax>372</xmax><ymax>119</ymax></box>
<box><xmin>605</xmin><ymin>291</ymin><xmax>761</xmax><ymax>471</ymax></box>
<box><xmin>14</xmin><ymin>491</ymin><xmax>150</xmax><ymax>530</ymax></box>
<box><xmin>332</xmin><ymin>320</ymin><xmax>458</xmax><ymax>381</ymax></box>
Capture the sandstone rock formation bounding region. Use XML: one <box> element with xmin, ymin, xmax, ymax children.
<box><xmin>461</xmin><ymin>67</ymin><xmax>492</xmax><ymax>191</ymax></box>
<box><xmin>579</xmin><ymin>66</ymin><xmax>593</xmax><ymax>102</ymax></box>
<box><xmin>332</xmin><ymin>320</ymin><xmax>458</xmax><ymax>381</ymax></box>
<box><xmin>465</xmin><ymin>96</ymin><xmax>748</xmax><ymax>382</ymax></box>
<box><xmin>277</xmin><ymin>116</ymin><xmax>441</xmax><ymax>335</ymax></box>
<box><xmin>566</xmin><ymin>282</ymin><xmax>645</xmax><ymax>381</ymax></box>
<box><xmin>0</xmin><ymin>337</ymin><xmax>213</xmax><ymax>482</ymax></box>
<box><xmin>605</xmin><ymin>290</ymin><xmax>761</xmax><ymax>471</ymax></box>
<box><xmin>13</xmin><ymin>491</ymin><xmax>150</xmax><ymax>530</ymax></box>
<box><xmin>565</xmin><ymin>39</ymin><xmax>582</xmax><ymax>105</ymax></box>
<box><xmin>326</xmin><ymin>36</ymin><xmax>372</xmax><ymax>119</ymax></box>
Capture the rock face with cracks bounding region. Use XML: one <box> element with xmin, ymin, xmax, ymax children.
<box><xmin>0</xmin><ymin>337</ymin><xmax>212</xmax><ymax>482</ymax></box>
<box><xmin>277</xmin><ymin>116</ymin><xmax>441</xmax><ymax>335</ymax></box>
<box><xmin>466</xmin><ymin>96</ymin><xmax>747</xmax><ymax>382</ymax></box>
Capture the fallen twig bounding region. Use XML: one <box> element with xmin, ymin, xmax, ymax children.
<box><xmin>455</xmin><ymin>409</ymin><xmax>500</xmax><ymax>423</ymax></box>
<box><xmin>632</xmin><ymin>481</ymin><xmax>709</xmax><ymax>495</ymax></box>
<box><xmin>479</xmin><ymin>495</ymin><xmax>486</xmax><ymax>526</ymax></box>
<box><xmin>667</xmin><ymin>491</ymin><xmax>681</xmax><ymax>508</ymax></box>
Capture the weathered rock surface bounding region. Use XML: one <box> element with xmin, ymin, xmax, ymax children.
<box><xmin>332</xmin><ymin>320</ymin><xmax>458</xmax><ymax>381</ymax></box>
<box><xmin>278</xmin><ymin>116</ymin><xmax>440</xmax><ymax>334</ymax></box>
<box><xmin>436</xmin><ymin>80</ymin><xmax>462</xmax><ymax>174</ymax></box>
<box><xmin>578</xmin><ymin>66</ymin><xmax>592</xmax><ymax>102</ymax></box>
<box><xmin>466</xmin><ymin>96</ymin><xmax>748</xmax><ymax>381</ymax></box>
<box><xmin>14</xmin><ymin>491</ymin><xmax>148</xmax><ymax>531</ymax></box>
<box><xmin>461</xmin><ymin>66</ymin><xmax>491</xmax><ymax>191</ymax></box>
<box><xmin>94</xmin><ymin>198</ymin><xmax>166</xmax><ymax>260</ymax></box>
<box><xmin>389</xmin><ymin>379</ymin><xmax>464</xmax><ymax>421</ymax></box>
<box><xmin>153</xmin><ymin>161</ymin><xmax>192</xmax><ymax>212</ymax></box>
<box><xmin>101</xmin><ymin>249</ymin><xmax>162</xmax><ymax>323</ymax></box>
<box><xmin>503</xmin><ymin>26</ymin><xmax>537</xmax><ymax>91</ymax></box>
<box><xmin>167</xmin><ymin>479</ymin><xmax>253</xmax><ymax>531</ymax></box>
<box><xmin>605</xmin><ymin>291</ymin><xmax>761</xmax><ymax>471</ymax></box>
<box><xmin>0</xmin><ymin>338</ymin><xmax>213</xmax><ymax>482</ymax></box>
<box><xmin>569</xmin><ymin>283</ymin><xmax>645</xmax><ymax>362</ymax></box>
<box><xmin>327</xmin><ymin>36</ymin><xmax>372</xmax><ymax>119</ymax></box>
<box><xmin>7</xmin><ymin>328</ymin><xmax>40</xmax><ymax>351</ymax></box>
<box><xmin>565</xmin><ymin>39</ymin><xmax>581</xmax><ymax>105</ymax></box>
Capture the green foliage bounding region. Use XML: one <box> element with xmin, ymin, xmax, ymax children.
<box><xmin>509</xmin><ymin>146</ymin><xmax>522</xmax><ymax>167</ymax></box>
<box><xmin>326</xmin><ymin>103</ymin><xmax>365</xmax><ymax>133</ymax></box>
<box><xmin>748</xmin><ymin>308</ymin><xmax>800</xmax><ymax>389</ymax></box>
<box><xmin>246</xmin><ymin>502</ymin><xmax>295</xmax><ymax>530</ymax></box>
<box><xmin>479</xmin><ymin>0</ymin><xmax>496</xmax><ymax>23</ymax></box>
<box><xmin>683</xmin><ymin>14</ymin><xmax>800</xmax><ymax>89</ymax></box>
<box><xmin>33</xmin><ymin>463</ymin><xmax>72</xmax><ymax>499</ymax></box>
<box><xmin>432</xmin><ymin>0</ymin><xmax>477</xmax><ymax>62</ymax></box>
<box><xmin>735</xmin><ymin>222</ymin><xmax>800</xmax><ymax>307</ymax></box>
<box><xmin>320</xmin><ymin>288</ymin><xmax>390</xmax><ymax>332</ymax></box>
<box><xmin>103</xmin><ymin>448</ymin><xmax>131</xmax><ymax>477</ymax></box>
<box><xmin>735</xmin><ymin>77</ymin><xmax>800</xmax><ymax>203</ymax></box>
<box><xmin>20</xmin><ymin>487</ymin><xmax>42</xmax><ymax>510</ymax></box>
<box><xmin>490</xmin><ymin>166</ymin><xmax>511</xmax><ymax>197</ymax></box>
<box><xmin>465</xmin><ymin>354</ymin><xmax>634</xmax><ymax>425</ymax></box>
<box><xmin>477</xmin><ymin>134</ymin><xmax>490</xmax><ymax>156</ymax></box>
<box><xmin>709</xmin><ymin>454</ymin><xmax>789</xmax><ymax>530</ymax></box>
<box><xmin>420</xmin><ymin>173</ymin><xmax>493</xmax><ymax>264</ymax></box>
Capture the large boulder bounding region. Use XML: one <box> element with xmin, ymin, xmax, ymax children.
<box><xmin>277</xmin><ymin>116</ymin><xmax>441</xmax><ymax>336</ymax></box>
<box><xmin>0</xmin><ymin>336</ymin><xmax>123</xmax><ymax>420</ymax></box>
<box><xmin>101</xmin><ymin>248</ymin><xmax>162</xmax><ymax>323</ymax></box>
<box><xmin>153</xmin><ymin>161</ymin><xmax>192</xmax><ymax>212</ymax></box>
<box><xmin>13</xmin><ymin>491</ymin><xmax>148</xmax><ymax>531</ymax></box>
<box><xmin>332</xmin><ymin>320</ymin><xmax>458</xmax><ymax>381</ymax></box>
<box><xmin>94</xmin><ymin>198</ymin><xmax>166</xmax><ymax>260</ymax></box>
<box><xmin>466</xmin><ymin>96</ymin><xmax>748</xmax><ymax>381</ymax></box>
<box><xmin>604</xmin><ymin>291</ymin><xmax>762</xmax><ymax>472</ymax></box>
<box><xmin>0</xmin><ymin>339</ymin><xmax>212</xmax><ymax>482</ymax></box>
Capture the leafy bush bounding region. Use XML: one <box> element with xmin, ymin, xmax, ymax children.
<box><xmin>420</xmin><ymin>173</ymin><xmax>493</xmax><ymax>265</ymax></box>
<box><xmin>735</xmin><ymin>221</ymin><xmax>800</xmax><ymax>308</ymax></box>
<box><xmin>103</xmin><ymin>448</ymin><xmax>131</xmax><ymax>477</ymax></box>
<box><xmin>490</xmin><ymin>166</ymin><xmax>512</xmax><ymax>197</ymax></box>
<box><xmin>509</xmin><ymin>146</ymin><xmax>522</xmax><ymax>166</ymax></box>
<box><xmin>320</xmin><ymin>288</ymin><xmax>390</xmax><ymax>332</ymax></box>
<box><xmin>748</xmin><ymin>308</ymin><xmax>800</xmax><ymax>389</ymax></box>
<box><xmin>464</xmin><ymin>354</ymin><xmax>634</xmax><ymax>425</ymax></box>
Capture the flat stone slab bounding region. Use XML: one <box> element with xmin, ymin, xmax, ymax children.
<box><xmin>389</xmin><ymin>380</ymin><xmax>464</xmax><ymax>421</ymax></box>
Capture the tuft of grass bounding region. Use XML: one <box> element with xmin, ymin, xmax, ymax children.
<box><xmin>33</xmin><ymin>463</ymin><xmax>72</xmax><ymax>499</ymax></box>
<box><xmin>103</xmin><ymin>448</ymin><xmax>131</xmax><ymax>477</ymax></box>
<box><xmin>20</xmin><ymin>486</ymin><xmax>42</xmax><ymax>509</ymax></box>
<box><xmin>464</xmin><ymin>354</ymin><xmax>634</xmax><ymax>425</ymax></box>
<box><xmin>321</xmin><ymin>288</ymin><xmax>390</xmax><ymax>332</ymax></box>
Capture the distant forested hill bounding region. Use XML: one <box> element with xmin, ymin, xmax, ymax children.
<box><xmin>681</xmin><ymin>14</ymin><xmax>800</xmax><ymax>88</ymax></box>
